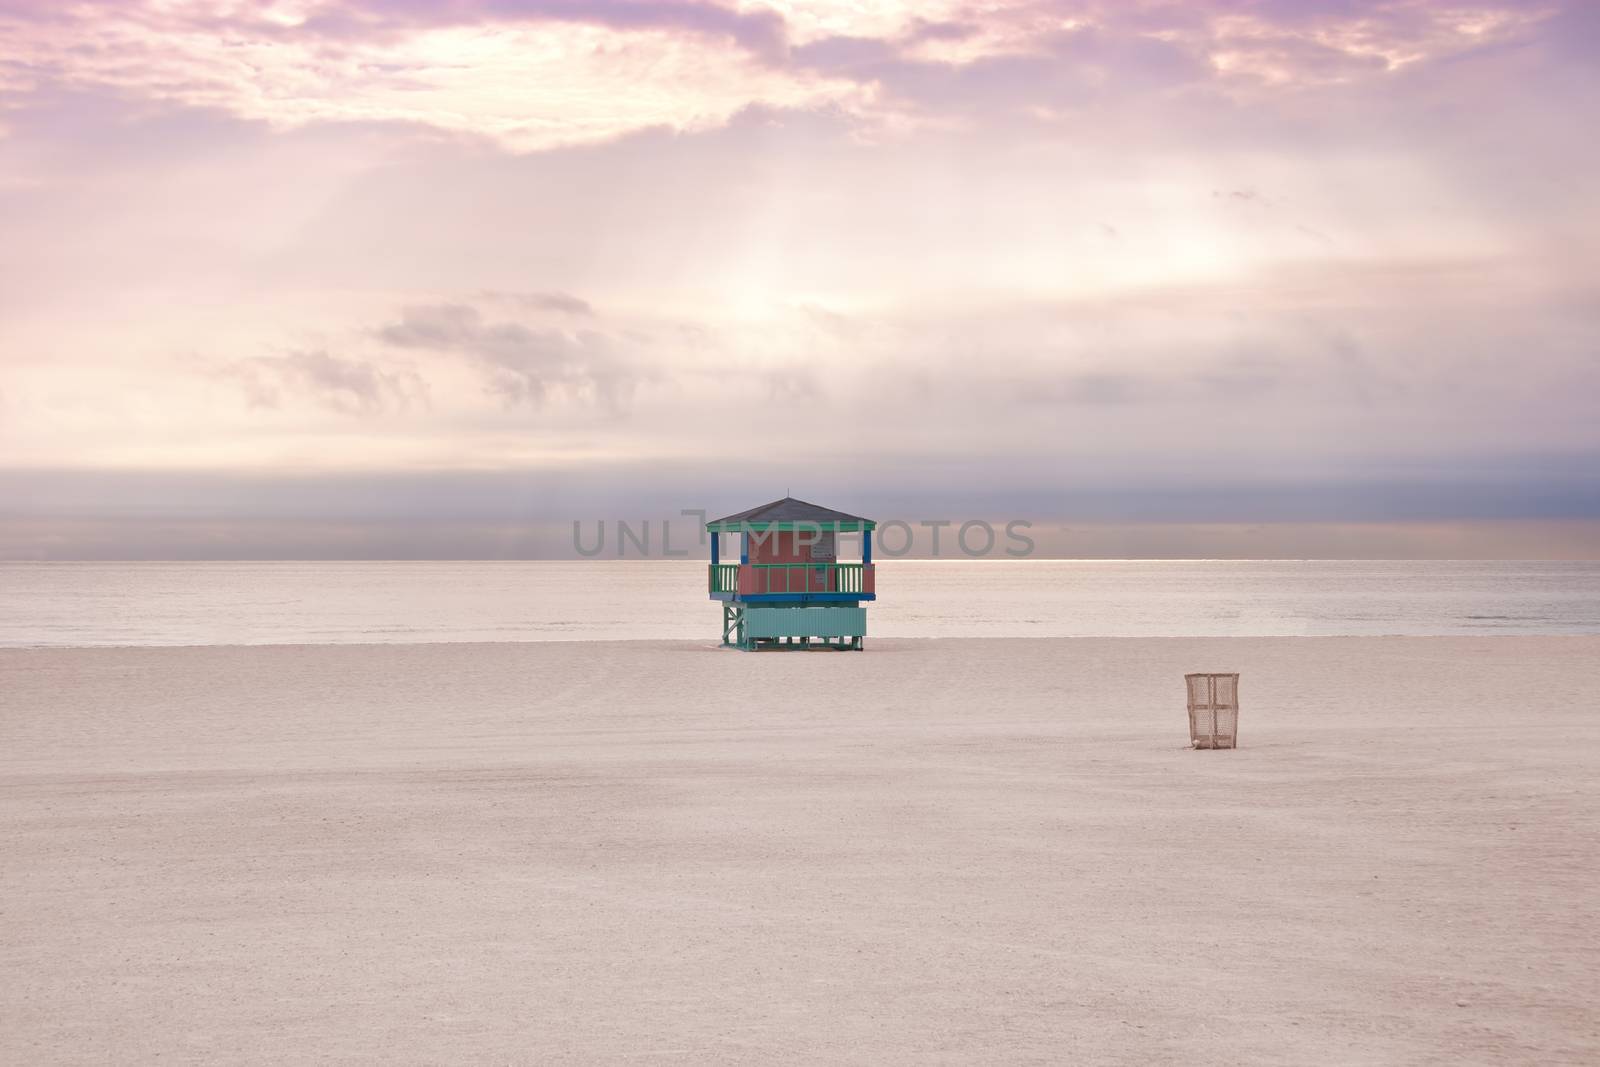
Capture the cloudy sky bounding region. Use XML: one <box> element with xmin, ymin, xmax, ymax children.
<box><xmin>1</xmin><ymin>0</ymin><xmax>1597</xmax><ymax>558</ymax></box>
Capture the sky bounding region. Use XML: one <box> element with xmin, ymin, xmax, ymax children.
<box><xmin>1</xmin><ymin>0</ymin><xmax>1597</xmax><ymax>558</ymax></box>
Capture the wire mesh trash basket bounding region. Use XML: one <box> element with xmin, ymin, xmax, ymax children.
<box><xmin>1186</xmin><ymin>673</ymin><xmax>1239</xmax><ymax>749</ymax></box>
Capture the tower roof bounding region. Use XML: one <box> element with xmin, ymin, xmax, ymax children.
<box><xmin>706</xmin><ymin>496</ymin><xmax>875</xmax><ymax>532</ymax></box>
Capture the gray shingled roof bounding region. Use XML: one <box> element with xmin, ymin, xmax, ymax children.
<box><xmin>707</xmin><ymin>496</ymin><xmax>874</xmax><ymax>529</ymax></box>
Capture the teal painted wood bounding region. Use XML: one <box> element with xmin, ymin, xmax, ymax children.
<box><xmin>721</xmin><ymin>603</ymin><xmax>745</xmax><ymax>646</ymax></box>
<box><xmin>708</xmin><ymin>563</ymin><xmax>739</xmax><ymax>594</ymax></box>
<box><xmin>744</xmin><ymin>606</ymin><xmax>866</xmax><ymax>639</ymax></box>
<box><xmin>706</xmin><ymin>520</ymin><xmax>874</xmax><ymax>533</ymax></box>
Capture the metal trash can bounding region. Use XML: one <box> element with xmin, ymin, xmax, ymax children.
<box><xmin>1186</xmin><ymin>673</ymin><xmax>1239</xmax><ymax>749</ymax></box>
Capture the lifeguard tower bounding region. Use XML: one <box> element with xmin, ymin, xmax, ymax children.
<box><xmin>706</xmin><ymin>497</ymin><xmax>876</xmax><ymax>650</ymax></box>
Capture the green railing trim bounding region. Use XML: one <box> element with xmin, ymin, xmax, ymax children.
<box><xmin>707</xmin><ymin>562</ymin><xmax>867</xmax><ymax>595</ymax></box>
<box><xmin>705</xmin><ymin>520</ymin><xmax>874</xmax><ymax>533</ymax></box>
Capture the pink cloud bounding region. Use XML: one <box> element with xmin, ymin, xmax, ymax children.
<box><xmin>0</xmin><ymin>0</ymin><xmax>1596</xmax><ymax>521</ymax></box>
<box><xmin>0</xmin><ymin>2</ymin><xmax>1566</xmax><ymax>152</ymax></box>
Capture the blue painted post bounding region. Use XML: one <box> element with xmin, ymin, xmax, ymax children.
<box><xmin>740</xmin><ymin>531</ymin><xmax>749</xmax><ymax>565</ymax></box>
<box><xmin>711</xmin><ymin>531</ymin><xmax>719</xmax><ymax>566</ymax></box>
<box><xmin>863</xmin><ymin>528</ymin><xmax>872</xmax><ymax>565</ymax></box>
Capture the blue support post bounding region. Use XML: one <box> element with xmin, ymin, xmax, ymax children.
<box><xmin>711</xmin><ymin>532</ymin><xmax>719</xmax><ymax>566</ymax></box>
<box><xmin>863</xmin><ymin>528</ymin><xmax>872</xmax><ymax>565</ymax></box>
<box><xmin>740</xmin><ymin>531</ymin><xmax>749</xmax><ymax>565</ymax></box>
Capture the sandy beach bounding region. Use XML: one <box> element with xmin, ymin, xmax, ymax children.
<box><xmin>3</xmin><ymin>637</ymin><xmax>1597</xmax><ymax>1064</ymax></box>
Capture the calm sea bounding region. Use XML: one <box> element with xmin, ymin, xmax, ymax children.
<box><xmin>1</xmin><ymin>560</ymin><xmax>1597</xmax><ymax>648</ymax></box>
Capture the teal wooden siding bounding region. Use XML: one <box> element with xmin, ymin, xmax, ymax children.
<box><xmin>743</xmin><ymin>606</ymin><xmax>866</xmax><ymax>639</ymax></box>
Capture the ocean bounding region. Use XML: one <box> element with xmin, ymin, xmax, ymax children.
<box><xmin>1</xmin><ymin>560</ymin><xmax>1597</xmax><ymax>647</ymax></box>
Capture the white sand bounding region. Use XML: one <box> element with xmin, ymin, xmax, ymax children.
<box><xmin>2</xmin><ymin>638</ymin><xmax>1598</xmax><ymax>1064</ymax></box>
